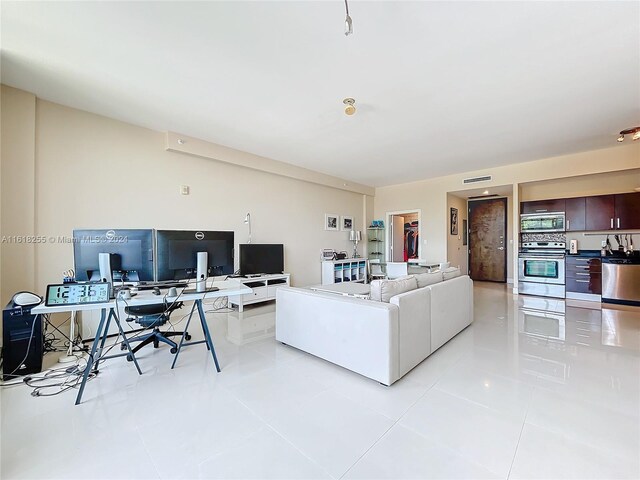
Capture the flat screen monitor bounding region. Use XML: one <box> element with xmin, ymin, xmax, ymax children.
<box><xmin>239</xmin><ymin>244</ymin><xmax>284</xmax><ymax>276</ymax></box>
<box><xmin>156</xmin><ymin>230</ymin><xmax>234</xmax><ymax>281</ymax></box>
<box><xmin>73</xmin><ymin>229</ymin><xmax>155</xmax><ymax>282</ymax></box>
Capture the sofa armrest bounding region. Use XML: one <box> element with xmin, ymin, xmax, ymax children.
<box><xmin>276</xmin><ymin>287</ymin><xmax>400</xmax><ymax>385</ymax></box>
<box><xmin>390</xmin><ymin>287</ymin><xmax>431</xmax><ymax>377</ymax></box>
<box><xmin>428</xmin><ymin>275</ymin><xmax>473</xmax><ymax>352</ymax></box>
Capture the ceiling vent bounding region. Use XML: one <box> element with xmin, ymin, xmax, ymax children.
<box><xmin>463</xmin><ymin>175</ymin><xmax>492</xmax><ymax>184</ymax></box>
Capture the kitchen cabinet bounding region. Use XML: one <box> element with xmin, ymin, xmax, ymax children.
<box><xmin>614</xmin><ymin>192</ymin><xmax>640</xmax><ymax>230</ymax></box>
<box><xmin>566</xmin><ymin>255</ymin><xmax>601</xmax><ymax>300</ymax></box>
<box><xmin>521</xmin><ymin>192</ymin><xmax>640</xmax><ymax>232</ymax></box>
<box><xmin>565</xmin><ymin>197</ymin><xmax>586</xmax><ymax>232</ymax></box>
<box><xmin>521</xmin><ymin>198</ymin><xmax>565</xmax><ymax>214</ymax></box>
<box><xmin>585</xmin><ymin>195</ymin><xmax>615</xmax><ymax>231</ymax></box>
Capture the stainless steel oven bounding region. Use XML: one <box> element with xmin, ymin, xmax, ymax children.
<box><xmin>520</xmin><ymin>213</ymin><xmax>565</xmax><ymax>233</ymax></box>
<box><xmin>518</xmin><ymin>241</ymin><xmax>565</xmax><ymax>298</ymax></box>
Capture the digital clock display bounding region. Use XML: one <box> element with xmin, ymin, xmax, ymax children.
<box><xmin>45</xmin><ymin>283</ymin><xmax>111</xmax><ymax>306</ymax></box>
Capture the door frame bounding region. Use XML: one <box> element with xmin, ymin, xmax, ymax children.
<box><xmin>468</xmin><ymin>197</ymin><xmax>508</xmax><ymax>283</ymax></box>
<box><xmin>385</xmin><ymin>209</ymin><xmax>422</xmax><ymax>262</ymax></box>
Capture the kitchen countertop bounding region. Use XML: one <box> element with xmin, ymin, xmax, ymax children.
<box><xmin>566</xmin><ymin>250</ymin><xmax>639</xmax><ymax>259</ymax></box>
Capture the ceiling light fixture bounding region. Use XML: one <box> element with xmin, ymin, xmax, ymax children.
<box><xmin>344</xmin><ymin>0</ymin><xmax>353</xmax><ymax>36</ymax></box>
<box><xmin>617</xmin><ymin>126</ymin><xmax>640</xmax><ymax>142</ymax></box>
<box><xmin>343</xmin><ymin>98</ymin><xmax>356</xmax><ymax>115</ymax></box>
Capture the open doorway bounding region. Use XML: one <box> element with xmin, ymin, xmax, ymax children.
<box><xmin>386</xmin><ymin>210</ymin><xmax>421</xmax><ymax>262</ymax></box>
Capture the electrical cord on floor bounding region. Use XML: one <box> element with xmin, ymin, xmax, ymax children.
<box><xmin>2</xmin><ymin>278</ymin><xmax>218</xmax><ymax>394</ymax></box>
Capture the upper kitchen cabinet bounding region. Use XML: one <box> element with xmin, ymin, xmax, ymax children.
<box><xmin>520</xmin><ymin>198</ymin><xmax>565</xmax><ymax>214</ymax></box>
<box><xmin>614</xmin><ymin>192</ymin><xmax>640</xmax><ymax>230</ymax></box>
<box><xmin>585</xmin><ymin>195</ymin><xmax>615</xmax><ymax>230</ymax></box>
<box><xmin>565</xmin><ymin>197</ymin><xmax>586</xmax><ymax>231</ymax></box>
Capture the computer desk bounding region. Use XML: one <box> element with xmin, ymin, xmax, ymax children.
<box><xmin>31</xmin><ymin>280</ymin><xmax>252</xmax><ymax>405</ymax></box>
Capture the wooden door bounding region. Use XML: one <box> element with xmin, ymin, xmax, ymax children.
<box><xmin>390</xmin><ymin>215</ymin><xmax>405</xmax><ymax>262</ymax></box>
<box><xmin>585</xmin><ymin>195</ymin><xmax>615</xmax><ymax>231</ymax></box>
<box><xmin>565</xmin><ymin>197</ymin><xmax>586</xmax><ymax>231</ymax></box>
<box><xmin>469</xmin><ymin>198</ymin><xmax>507</xmax><ymax>282</ymax></box>
<box><xmin>615</xmin><ymin>193</ymin><xmax>640</xmax><ymax>230</ymax></box>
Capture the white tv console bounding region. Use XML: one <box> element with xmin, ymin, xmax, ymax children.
<box><xmin>228</xmin><ymin>273</ymin><xmax>291</xmax><ymax>312</ymax></box>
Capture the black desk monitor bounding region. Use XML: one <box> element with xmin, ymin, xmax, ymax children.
<box><xmin>73</xmin><ymin>229</ymin><xmax>155</xmax><ymax>282</ymax></box>
<box><xmin>155</xmin><ymin>230</ymin><xmax>234</xmax><ymax>281</ymax></box>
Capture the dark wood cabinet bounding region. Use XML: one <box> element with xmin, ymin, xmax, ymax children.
<box><xmin>566</xmin><ymin>256</ymin><xmax>601</xmax><ymax>296</ymax></box>
<box><xmin>565</xmin><ymin>197</ymin><xmax>586</xmax><ymax>232</ymax></box>
<box><xmin>585</xmin><ymin>195</ymin><xmax>615</xmax><ymax>231</ymax></box>
<box><xmin>520</xmin><ymin>198</ymin><xmax>566</xmax><ymax>214</ymax></box>
<box><xmin>521</xmin><ymin>192</ymin><xmax>639</xmax><ymax>232</ymax></box>
<box><xmin>614</xmin><ymin>192</ymin><xmax>640</xmax><ymax>230</ymax></box>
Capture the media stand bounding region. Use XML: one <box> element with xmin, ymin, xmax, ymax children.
<box><xmin>228</xmin><ymin>273</ymin><xmax>290</xmax><ymax>312</ymax></box>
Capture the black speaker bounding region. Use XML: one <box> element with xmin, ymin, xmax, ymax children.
<box><xmin>2</xmin><ymin>301</ymin><xmax>43</xmax><ymax>381</ymax></box>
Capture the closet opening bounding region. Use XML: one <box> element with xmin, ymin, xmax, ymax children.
<box><xmin>386</xmin><ymin>210</ymin><xmax>421</xmax><ymax>262</ymax></box>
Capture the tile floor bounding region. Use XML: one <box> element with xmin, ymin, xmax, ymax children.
<box><xmin>1</xmin><ymin>282</ymin><xmax>639</xmax><ymax>479</ymax></box>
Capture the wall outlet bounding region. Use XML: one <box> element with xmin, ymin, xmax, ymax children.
<box><xmin>601</xmin><ymin>240</ymin><xmax>607</xmax><ymax>247</ymax></box>
<box><xmin>180</xmin><ymin>185</ymin><xmax>190</xmax><ymax>195</ymax></box>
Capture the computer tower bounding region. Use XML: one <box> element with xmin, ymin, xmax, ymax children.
<box><xmin>2</xmin><ymin>301</ymin><xmax>43</xmax><ymax>381</ymax></box>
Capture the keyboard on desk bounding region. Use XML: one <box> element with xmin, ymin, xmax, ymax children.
<box><xmin>135</xmin><ymin>281</ymin><xmax>189</xmax><ymax>291</ymax></box>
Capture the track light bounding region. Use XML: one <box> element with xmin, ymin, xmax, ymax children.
<box><xmin>344</xmin><ymin>0</ymin><xmax>353</xmax><ymax>36</ymax></box>
<box><xmin>343</xmin><ymin>98</ymin><xmax>356</xmax><ymax>116</ymax></box>
<box><xmin>617</xmin><ymin>126</ymin><xmax>640</xmax><ymax>142</ymax></box>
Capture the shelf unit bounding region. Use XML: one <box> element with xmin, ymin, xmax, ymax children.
<box><xmin>367</xmin><ymin>227</ymin><xmax>385</xmax><ymax>262</ymax></box>
<box><xmin>228</xmin><ymin>274</ymin><xmax>290</xmax><ymax>312</ymax></box>
<box><xmin>321</xmin><ymin>259</ymin><xmax>369</xmax><ymax>285</ymax></box>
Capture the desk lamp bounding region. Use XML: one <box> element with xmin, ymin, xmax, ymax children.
<box><xmin>349</xmin><ymin>230</ymin><xmax>361</xmax><ymax>258</ymax></box>
<box><xmin>244</xmin><ymin>213</ymin><xmax>252</xmax><ymax>243</ymax></box>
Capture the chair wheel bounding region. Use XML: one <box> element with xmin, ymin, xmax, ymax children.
<box><xmin>185</xmin><ymin>334</ymin><xmax>192</xmax><ymax>341</ymax></box>
<box><xmin>120</xmin><ymin>342</ymin><xmax>127</xmax><ymax>351</ymax></box>
<box><xmin>126</xmin><ymin>354</ymin><xmax>133</xmax><ymax>362</ymax></box>
<box><xmin>170</xmin><ymin>347</ymin><xmax>178</xmax><ymax>354</ymax></box>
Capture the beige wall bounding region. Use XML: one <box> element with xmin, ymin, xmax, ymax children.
<box><xmin>520</xmin><ymin>169</ymin><xmax>640</xmax><ymax>201</ymax></box>
<box><xmin>446</xmin><ymin>194</ymin><xmax>468</xmax><ymax>274</ymax></box>
<box><xmin>375</xmin><ymin>144</ymin><xmax>639</xmax><ymax>286</ymax></box>
<box><xmin>1</xmin><ymin>86</ymin><xmax>36</xmax><ymax>304</ymax></box>
<box><xmin>0</xmin><ymin>86</ymin><xmax>367</xmax><ymax>304</ymax></box>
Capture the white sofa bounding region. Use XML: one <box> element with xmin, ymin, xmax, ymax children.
<box><xmin>275</xmin><ymin>272</ymin><xmax>473</xmax><ymax>385</ymax></box>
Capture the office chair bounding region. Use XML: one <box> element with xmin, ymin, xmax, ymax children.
<box><xmin>386</xmin><ymin>262</ymin><xmax>408</xmax><ymax>280</ymax></box>
<box><xmin>121</xmin><ymin>302</ymin><xmax>189</xmax><ymax>360</ymax></box>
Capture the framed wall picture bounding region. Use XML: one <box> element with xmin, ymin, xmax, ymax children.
<box><xmin>341</xmin><ymin>215</ymin><xmax>354</xmax><ymax>231</ymax></box>
<box><xmin>325</xmin><ymin>213</ymin><xmax>339</xmax><ymax>231</ymax></box>
<box><xmin>450</xmin><ymin>207</ymin><xmax>458</xmax><ymax>235</ymax></box>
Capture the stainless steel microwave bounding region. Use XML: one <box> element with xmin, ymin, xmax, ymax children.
<box><xmin>520</xmin><ymin>213</ymin><xmax>565</xmax><ymax>233</ymax></box>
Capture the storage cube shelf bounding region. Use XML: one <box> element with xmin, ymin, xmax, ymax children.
<box><xmin>321</xmin><ymin>259</ymin><xmax>368</xmax><ymax>285</ymax></box>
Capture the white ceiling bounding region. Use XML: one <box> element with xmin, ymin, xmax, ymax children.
<box><xmin>2</xmin><ymin>1</ymin><xmax>638</xmax><ymax>187</ymax></box>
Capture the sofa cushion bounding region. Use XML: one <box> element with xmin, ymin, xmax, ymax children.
<box><xmin>443</xmin><ymin>266</ymin><xmax>461</xmax><ymax>280</ymax></box>
<box><xmin>370</xmin><ymin>276</ymin><xmax>418</xmax><ymax>303</ymax></box>
<box><xmin>414</xmin><ymin>271</ymin><xmax>443</xmax><ymax>288</ymax></box>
